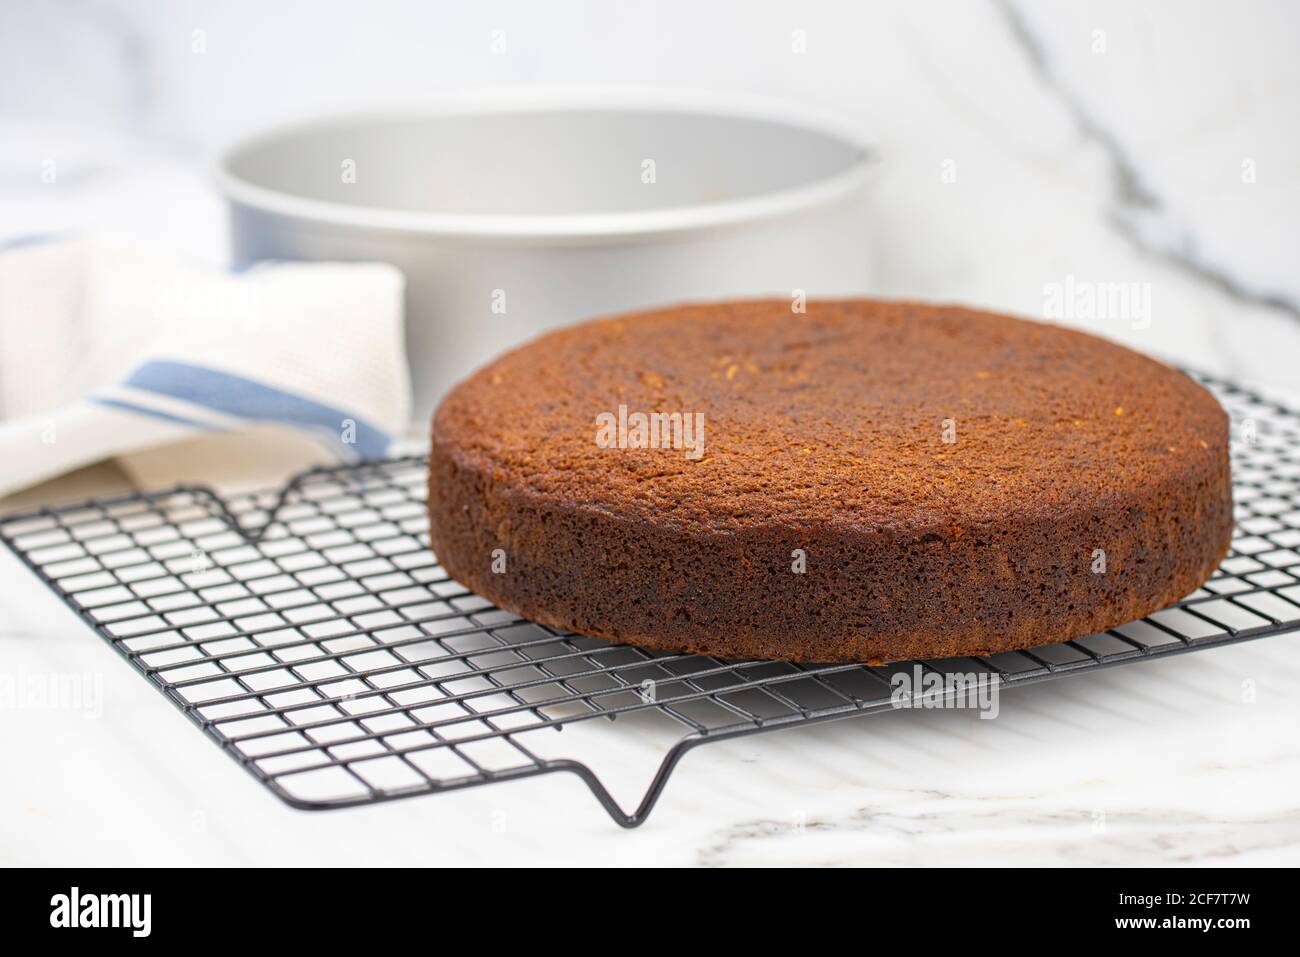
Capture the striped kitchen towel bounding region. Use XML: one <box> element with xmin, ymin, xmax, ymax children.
<box><xmin>0</xmin><ymin>236</ymin><xmax>408</xmax><ymax>496</ymax></box>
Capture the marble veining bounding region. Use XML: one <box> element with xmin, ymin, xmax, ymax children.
<box><xmin>1000</xmin><ymin>0</ymin><xmax>1300</xmax><ymax>326</ymax></box>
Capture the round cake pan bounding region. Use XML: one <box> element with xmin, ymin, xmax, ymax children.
<box><xmin>215</xmin><ymin>89</ymin><xmax>878</xmax><ymax>425</ymax></box>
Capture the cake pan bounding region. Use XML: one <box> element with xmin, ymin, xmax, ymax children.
<box><xmin>216</xmin><ymin>89</ymin><xmax>877</xmax><ymax>425</ymax></box>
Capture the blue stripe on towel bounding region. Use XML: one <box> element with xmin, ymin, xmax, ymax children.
<box><xmin>92</xmin><ymin>397</ymin><xmax>223</xmax><ymax>431</ymax></box>
<box><xmin>123</xmin><ymin>360</ymin><xmax>392</xmax><ymax>459</ymax></box>
<box><xmin>0</xmin><ymin>230</ymin><xmax>71</xmax><ymax>252</ymax></box>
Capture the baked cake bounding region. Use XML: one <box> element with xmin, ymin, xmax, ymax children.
<box><xmin>428</xmin><ymin>300</ymin><xmax>1232</xmax><ymax>662</ymax></box>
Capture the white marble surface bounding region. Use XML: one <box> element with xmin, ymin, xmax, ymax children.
<box><xmin>1</xmin><ymin>0</ymin><xmax>1299</xmax><ymax>865</ymax></box>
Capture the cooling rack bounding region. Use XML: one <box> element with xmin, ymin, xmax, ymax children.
<box><xmin>2</xmin><ymin>372</ymin><xmax>1298</xmax><ymax>827</ymax></box>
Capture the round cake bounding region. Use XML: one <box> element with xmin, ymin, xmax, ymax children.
<box><xmin>428</xmin><ymin>299</ymin><xmax>1232</xmax><ymax>663</ymax></box>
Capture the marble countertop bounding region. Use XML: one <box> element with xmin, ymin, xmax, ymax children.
<box><xmin>2</xmin><ymin>0</ymin><xmax>1298</xmax><ymax>865</ymax></box>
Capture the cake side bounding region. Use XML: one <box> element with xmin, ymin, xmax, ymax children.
<box><xmin>428</xmin><ymin>413</ymin><xmax>1231</xmax><ymax>661</ymax></box>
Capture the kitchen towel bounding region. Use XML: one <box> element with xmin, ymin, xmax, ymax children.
<box><xmin>0</xmin><ymin>235</ymin><xmax>408</xmax><ymax>497</ymax></box>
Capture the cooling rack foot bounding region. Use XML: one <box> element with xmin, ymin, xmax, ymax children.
<box><xmin>549</xmin><ymin>739</ymin><xmax>701</xmax><ymax>828</ymax></box>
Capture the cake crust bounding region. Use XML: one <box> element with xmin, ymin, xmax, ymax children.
<box><xmin>428</xmin><ymin>299</ymin><xmax>1233</xmax><ymax>662</ymax></box>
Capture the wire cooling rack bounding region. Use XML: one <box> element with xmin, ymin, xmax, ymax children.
<box><xmin>2</xmin><ymin>372</ymin><xmax>1299</xmax><ymax>827</ymax></box>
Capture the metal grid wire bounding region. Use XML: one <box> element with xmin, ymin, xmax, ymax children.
<box><xmin>2</xmin><ymin>371</ymin><xmax>1299</xmax><ymax>827</ymax></box>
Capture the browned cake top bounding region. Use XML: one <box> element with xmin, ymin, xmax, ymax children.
<box><xmin>433</xmin><ymin>299</ymin><xmax>1228</xmax><ymax>535</ymax></box>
